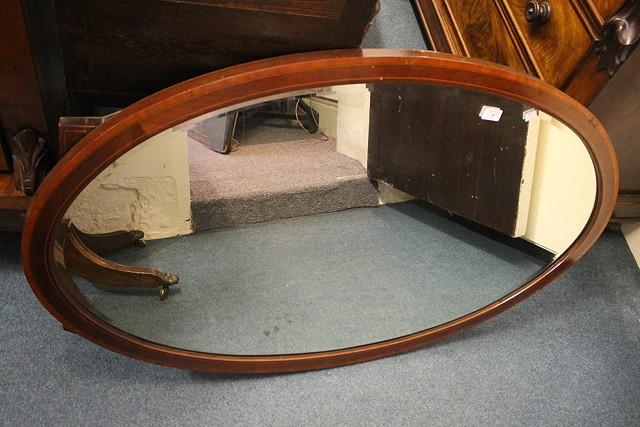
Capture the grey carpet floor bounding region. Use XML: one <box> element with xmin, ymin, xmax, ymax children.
<box><xmin>74</xmin><ymin>200</ymin><xmax>546</xmax><ymax>355</ymax></box>
<box><xmin>188</xmin><ymin>134</ymin><xmax>379</xmax><ymax>231</ymax></box>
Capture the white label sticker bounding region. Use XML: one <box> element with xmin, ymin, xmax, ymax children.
<box><xmin>479</xmin><ymin>105</ymin><xmax>503</xmax><ymax>122</ymax></box>
<box><xmin>522</xmin><ymin>108</ymin><xmax>539</xmax><ymax>122</ymax></box>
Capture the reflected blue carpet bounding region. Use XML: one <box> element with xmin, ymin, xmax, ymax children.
<box><xmin>75</xmin><ymin>201</ymin><xmax>545</xmax><ymax>355</ymax></box>
<box><xmin>2</xmin><ymin>217</ymin><xmax>639</xmax><ymax>426</ymax></box>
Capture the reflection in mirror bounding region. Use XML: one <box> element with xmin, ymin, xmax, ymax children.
<box><xmin>55</xmin><ymin>83</ymin><xmax>596</xmax><ymax>355</ymax></box>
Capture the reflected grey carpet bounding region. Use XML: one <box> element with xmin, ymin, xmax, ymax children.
<box><xmin>74</xmin><ymin>200</ymin><xmax>546</xmax><ymax>355</ymax></box>
<box><xmin>188</xmin><ymin>135</ymin><xmax>379</xmax><ymax>232</ymax></box>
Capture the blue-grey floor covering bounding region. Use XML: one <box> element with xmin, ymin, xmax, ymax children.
<box><xmin>74</xmin><ymin>201</ymin><xmax>546</xmax><ymax>355</ymax></box>
<box><xmin>2</xmin><ymin>227</ymin><xmax>639</xmax><ymax>425</ymax></box>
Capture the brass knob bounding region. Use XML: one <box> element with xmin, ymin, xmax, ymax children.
<box><xmin>525</xmin><ymin>1</ymin><xmax>551</xmax><ymax>24</ymax></box>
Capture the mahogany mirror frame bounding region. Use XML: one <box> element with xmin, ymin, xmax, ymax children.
<box><xmin>21</xmin><ymin>49</ymin><xmax>618</xmax><ymax>374</ymax></box>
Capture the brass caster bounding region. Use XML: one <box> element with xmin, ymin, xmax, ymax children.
<box><xmin>162</xmin><ymin>272</ymin><xmax>179</xmax><ymax>285</ymax></box>
<box><xmin>159</xmin><ymin>287</ymin><xmax>169</xmax><ymax>301</ymax></box>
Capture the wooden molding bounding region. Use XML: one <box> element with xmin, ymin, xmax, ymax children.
<box><xmin>58</xmin><ymin>114</ymin><xmax>116</xmax><ymax>159</ymax></box>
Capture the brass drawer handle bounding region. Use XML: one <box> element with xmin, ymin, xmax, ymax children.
<box><xmin>525</xmin><ymin>1</ymin><xmax>551</xmax><ymax>24</ymax></box>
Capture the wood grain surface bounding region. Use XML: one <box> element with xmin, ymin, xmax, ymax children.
<box><xmin>412</xmin><ymin>0</ymin><xmax>629</xmax><ymax>105</ymax></box>
<box><xmin>56</xmin><ymin>0</ymin><xmax>379</xmax><ymax>113</ymax></box>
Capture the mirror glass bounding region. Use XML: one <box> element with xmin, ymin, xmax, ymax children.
<box><xmin>53</xmin><ymin>83</ymin><xmax>596</xmax><ymax>355</ymax></box>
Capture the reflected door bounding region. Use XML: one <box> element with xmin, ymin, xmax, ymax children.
<box><xmin>368</xmin><ymin>83</ymin><xmax>531</xmax><ymax>236</ymax></box>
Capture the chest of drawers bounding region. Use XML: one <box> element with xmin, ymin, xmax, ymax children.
<box><xmin>413</xmin><ymin>0</ymin><xmax>636</xmax><ymax>105</ymax></box>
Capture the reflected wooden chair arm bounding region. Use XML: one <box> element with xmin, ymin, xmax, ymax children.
<box><xmin>61</xmin><ymin>223</ymin><xmax>179</xmax><ymax>300</ymax></box>
<box><xmin>69</xmin><ymin>223</ymin><xmax>146</xmax><ymax>254</ymax></box>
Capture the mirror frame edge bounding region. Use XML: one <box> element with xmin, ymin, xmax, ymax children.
<box><xmin>21</xmin><ymin>49</ymin><xmax>619</xmax><ymax>374</ymax></box>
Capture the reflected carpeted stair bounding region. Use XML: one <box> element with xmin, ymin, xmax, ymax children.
<box><xmin>188</xmin><ymin>135</ymin><xmax>379</xmax><ymax>231</ymax></box>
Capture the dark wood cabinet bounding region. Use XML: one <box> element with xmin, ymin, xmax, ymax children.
<box><xmin>0</xmin><ymin>1</ymin><xmax>49</xmax><ymax>145</ymax></box>
<box><xmin>413</xmin><ymin>0</ymin><xmax>635</xmax><ymax>106</ymax></box>
<box><xmin>55</xmin><ymin>0</ymin><xmax>380</xmax><ymax>114</ymax></box>
<box><xmin>0</xmin><ymin>0</ymin><xmax>48</xmax><ymax>230</ymax></box>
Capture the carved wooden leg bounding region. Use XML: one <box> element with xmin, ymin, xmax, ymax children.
<box><xmin>8</xmin><ymin>128</ymin><xmax>48</xmax><ymax>195</ymax></box>
<box><xmin>63</xmin><ymin>225</ymin><xmax>179</xmax><ymax>300</ymax></box>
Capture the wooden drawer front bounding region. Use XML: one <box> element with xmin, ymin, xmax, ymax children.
<box><xmin>583</xmin><ymin>0</ymin><xmax>627</xmax><ymax>25</ymax></box>
<box><xmin>503</xmin><ymin>0</ymin><xmax>593</xmax><ymax>87</ymax></box>
<box><xmin>438</xmin><ymin>1</ymin><xmax>531</xmax><ymax>73</ymax></box>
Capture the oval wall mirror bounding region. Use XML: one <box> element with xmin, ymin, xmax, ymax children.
<box><xmin>22</xmin><ymin>50</ymin><xmax>618</xmax><ymax>373</ymax></box>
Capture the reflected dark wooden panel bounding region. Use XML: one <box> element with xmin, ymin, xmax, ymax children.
<box><xmin>368</xmin><ymin>83</ymin><xmax>529</xmax><ymax>236</ymax></box>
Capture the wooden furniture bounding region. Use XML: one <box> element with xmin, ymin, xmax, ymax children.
<box><xmin>0</xmin><ymin>0</ymin><xmax>51</xmax><ymax>230</ymax></box>
<box><xmin>590</xmin><ymin>48</ymin><xmax>640</xmax><ymax>222</ymax></box>
<box><xmin>0</xmin><ymin>0</ymin><xmax>379</xmax><ymax>230</ymax></box>
<box><xmin>412</xmin><ymin>0</ymin><xmax>639</xmax><ymax>106</ymax></box>
<box><xmin>58</xmin><ymin>115</ymin><xmax>116</xmax><ymax>160</ymax></box>
<box><xmin>61</xmin><ymin>223</ymin><xmax>179</xmax><ymax>301</ymax></box>
<box><xmin>55</xmin><ymin>0</ymin><xmax>380</xmax><ymax>115</ymax></box>
<box><xmin>21</xmin><ymin>50</ymin><xmax>618</xmax><ymax>374</ymax></box>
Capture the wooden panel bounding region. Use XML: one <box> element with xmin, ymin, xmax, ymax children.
<box><xmin>581</xmin><ymin>0</ymin><xmax>627</xmax><ymax>26</ymax></box>
<box><xmin>58</xmin><ymin>115</ymin><xmax>115</xmax><ymax>159</ymax></box>
<box><xmin>0</xmin><ymin>0</ymin><xmax>49</xmax><ymax>223</ymax></box>
<box><xmin>0</xmin><ymin>0</ymin><xmax>48</xmax><ymax>169</ymax></box>
<box><xmin>563</xmin><ymin>51</ymin><xmax>611</xmax><ymax>105</ymax></box>
<box><xmin>21</xmin><ymin>0</ymin><xmax>69</xmax><ymax>162</ymax></box>
<box><xmin>0</xmin><ymin>174</ymin><xmax>31</xmax><ymax>210</ymax></box>
<box><xmin>166</xmin><ymin>0</ymin><xmax>348</xmax><ymax>19</ymax></box>
<box><xmin>502</xmin><ymin>0</ymin><xmax>593</xmax><ymax>87</ymax></box>
<box><xmin>416</xmin><ymin>0</ymin><xmax>531</xmax><ymax>73</ymax></box>
<box><xmin>368</xmin><ymin>83</ymin><xmax>530</xmax><ymax>236</ymax></box>
<box><xmin>56</xmin><ymin>0</ymin><xmax>379</xmax><ymax>114</ymax></box>
<box><xmin>0</xmin><ymin>136</ymin><xmax>9</xmax><ymax>171</ymax></box>
<box><xmin>589</xmin><ymin>48</ymin><xmax>640</xmax><ymax>192</ymax></box>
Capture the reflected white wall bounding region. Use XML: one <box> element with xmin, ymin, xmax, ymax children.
<box><xmin>65</xmin><ymin>128</ymin><xmax>193</xmax><ymax>240</ymax></box>
<box><xmin>524</xmin><ymin>114</ymin><xmax>596</xmax><ymax>254</ymax></box>
<box><xmin>313</xmin><ymin>84</ymin><xmax>370</xmax><ymax>168</ymax></box>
